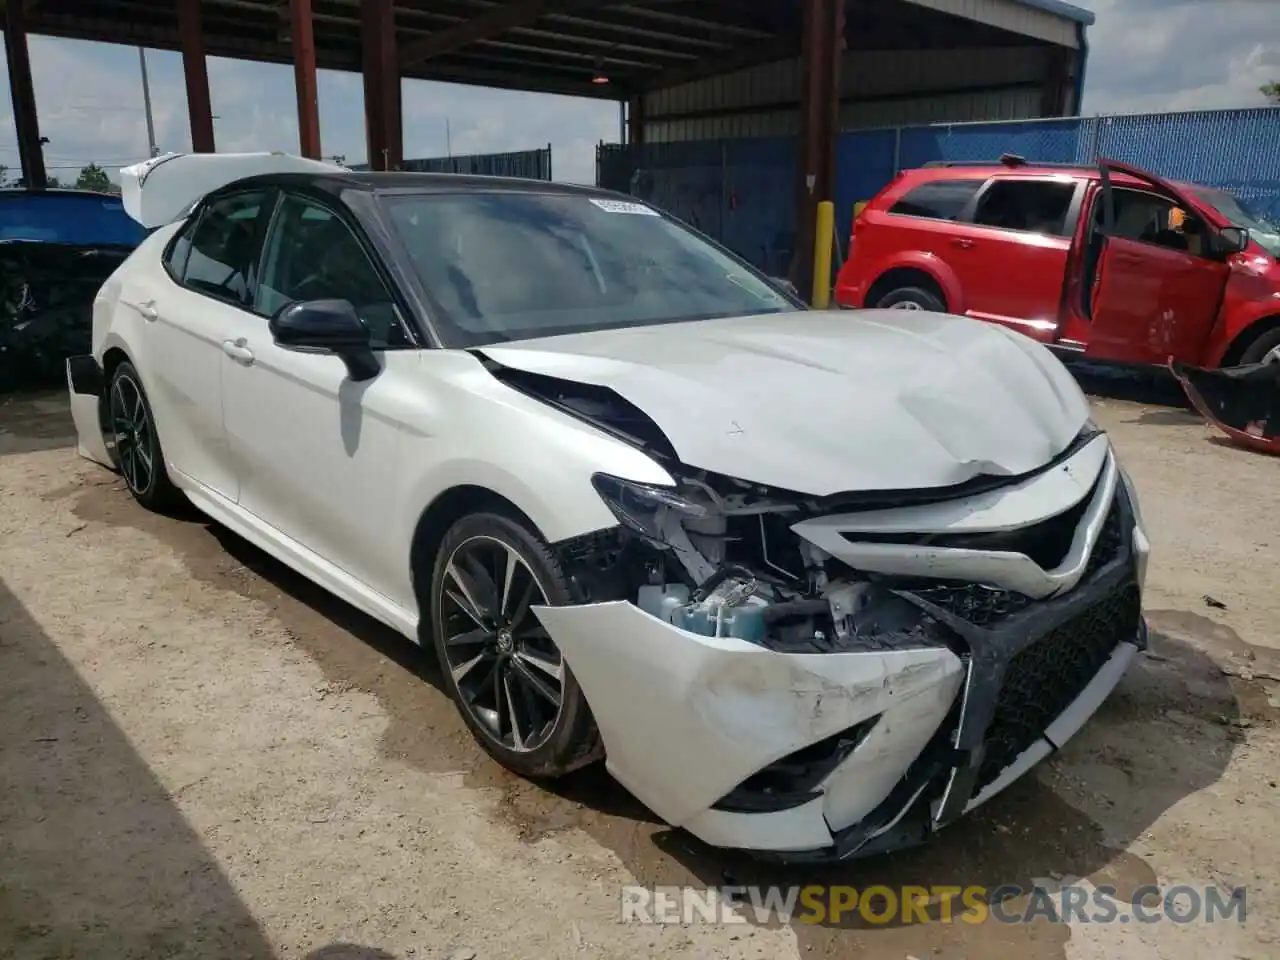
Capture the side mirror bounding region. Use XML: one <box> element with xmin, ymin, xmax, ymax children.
<box><xmin>270</xmin><ymin>299</ymin><xmax>379</xmax><ymax>381</ymax></box>
<box><xmin>1217</xmin><ymin>226</ymin><xmax>1249</xmax><ymax>255</ymax></box>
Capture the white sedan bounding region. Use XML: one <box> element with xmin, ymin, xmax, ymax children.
<box><xmin>67</xmin><ymin>152</ymin><xmax>1150</xmax><ymax>861</ymax></box>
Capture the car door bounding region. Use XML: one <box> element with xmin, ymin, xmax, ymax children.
<box><xmin>219</xmin><ymin>189</ymin><xmax>418</xmax><ymax>598</ymax></box>
<box><xmin>1085</xmin><ymin>162</ymin><xmax>1232</xmax><ymax>364</ymax></box>
<box><xmin>956</xmin><ymin>175</ymin><xmax>1082</xmax><ymax>340</ymax></box>
<box><xmin>125</xmin><ymin>188</ymin><xmax>272</xmax><ymax>502</ymax></box>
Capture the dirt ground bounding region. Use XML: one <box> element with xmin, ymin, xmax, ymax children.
<box><xmin>2</xmin><ymin>377</ymin><xmax>1278</xmax><ymax>960</ymax></box>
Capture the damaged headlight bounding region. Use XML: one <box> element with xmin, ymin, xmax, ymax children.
<box><xmin>591</xmin><ymin>473</ymin><xmax>708</xmax><ymax>545</ymax></box>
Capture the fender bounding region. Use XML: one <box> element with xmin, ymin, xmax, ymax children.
<box><xmin>1200</xmin><ymin>252</ymin><xmax>1280</xmax><ymax>367</ymax></box>
<box><xmin>867</xmin><ymin>251</ymin><xmax>966</xmax><ymax>314</ymax></box>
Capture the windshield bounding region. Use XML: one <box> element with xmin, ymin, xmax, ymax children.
<box><xmin>1192</xmin><ymin>187</ymin><xmax>1280</xmax><ymax>258</ymax></box>
<box><xmin>383</xmin><ymin>191</ymin><xmax>798</xmax><ymax>346</ymax></box>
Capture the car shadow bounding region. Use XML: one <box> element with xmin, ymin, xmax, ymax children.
<box><xmin>1062</xmin><ymin>360</ymin><xmax>1192</xmax><ymax>410</ymax></box>
<box><xmin>0</xmin><ymin>390</ymin><xmax>78</xmax><ymax>456</ymax></box>
<box><xmin>0</xmin><ymin>576</ymin><xmax>276</xmax><ymax>959</ymax></box>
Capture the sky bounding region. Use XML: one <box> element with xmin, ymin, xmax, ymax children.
<box><xmin>0</xmin><ymin>0</ymin><xmax>1275</xmax><ymax>187</ymax></box>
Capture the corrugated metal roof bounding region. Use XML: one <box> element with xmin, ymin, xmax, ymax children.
<box><xmin>1016</xmin><ymin>0</ymin><xmax>1096</xmax><ymax>26</ymax></box>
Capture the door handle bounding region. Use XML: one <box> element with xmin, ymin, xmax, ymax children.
<box><xmin>125</xmin><ymin>299</ymin><xmax>159</xmax><ymax>321</ymax></box>
<box><xmin>221</xmin><ymin>339</ymin><xmax>255</xmax><ymax>365</ymax></box>
<box><xmin>951</xmin><ymin>238</ymin><xmax>976</xmax><ymax>249</ymax></box>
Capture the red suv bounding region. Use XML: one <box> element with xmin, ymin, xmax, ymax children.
<box><xmin>834</xmin><ymin>157</ymin><xmax>1280</xmax><ymax>369</ymax></box>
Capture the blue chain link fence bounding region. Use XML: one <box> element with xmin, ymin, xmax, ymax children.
<box><xmin>599</xmin><ymin>106</ymin><xmax>1280</xmax><ymax>270</ymax></box>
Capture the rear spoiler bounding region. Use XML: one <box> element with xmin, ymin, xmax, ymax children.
<box><xmin>119</xmin><ymin>151</ymin><xmax>346</xmax><ymax>229</ymax></box>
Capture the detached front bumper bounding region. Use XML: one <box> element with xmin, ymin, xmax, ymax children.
<box><xmin>535</xmin><ymin>482</ymin><xmax>1148</xmax><ymax>862</ymax></box>
<box><xmin>65</xmin><ymin>355</ymin><xmax>113</xmax><ymax>467</ymax></box>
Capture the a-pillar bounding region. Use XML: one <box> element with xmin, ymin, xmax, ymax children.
<box><xmin>290</xmin><ymin>0</ymin><xmax>321</xmax><ymax>158</ymax></box>
<box><xmin>362</xmin><ymin>0</ymin><xmax>402</xmax><ymax>171</ymax></box>
<box><xmin>792</xmin><ymin>0</ymin><xmax>845</xmax><ymax>302</ymax></box>
<box><xmin>4</xmin><ymin>0</ymin><xmax>46</xmax><ymax>189</ymax></box>
<box><xmin>178</xmin><ymin>0</ymin><xmax>216</xmax><ymax>152</ymax></box>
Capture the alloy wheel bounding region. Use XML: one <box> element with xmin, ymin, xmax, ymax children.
<box><xmin>438</xmin><ymin>535</ymin><xmax>564</xmax><ymax>753</ymax></box>
<box><xmin>890</xmin><ymin>300</ymin><xmax>924</xmax><ymax>310</ymax></box>
<box><xmin>110</xmin><ymin>373</ymin><xmax>155</xmax><ymax>496</ymax></box>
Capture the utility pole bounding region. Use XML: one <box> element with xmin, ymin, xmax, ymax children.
<box><xmin>138</xmin><ymin>46</ymin><xmax>158</xmax><ymax>156</ymax></box>
<box><xmin>445</xmin><ymin>118</ymin><xmax>452</xmax><ymax>158</ymax></box>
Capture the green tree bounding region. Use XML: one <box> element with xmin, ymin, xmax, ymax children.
<box><xmin>74</xmin><ymin>162</ymin><xmax>111</xmax><ymax>192</ymax></box>
<box><xmin>1263</xmin><ymin>82</ymin><xmax>1280</xmax><ymax>105</ymax></box>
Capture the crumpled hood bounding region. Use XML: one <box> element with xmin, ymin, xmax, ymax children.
<box><xmin>480</xmin><ymin>310</ymin><xmax>1092</xmax><ymax>496</ymax></box>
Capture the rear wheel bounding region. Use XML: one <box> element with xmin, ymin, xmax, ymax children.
<box><xmin>1238</xmin><ymin>326</ymin><xmax>1280</xmax><ymax>366</ymax></box>
<box><xmin>429</xmin><ymin>511</ymin><xmax>600</xmax><ymax>778</ymax></box>
<box><xmin>874</xmin><ymin>286</ymin><xmax>945</xmax><ymax>312</ymax></box>
<box><xmin>107</xmin><ymin>361</ymin><xmax>181</xmax><ymax>511</ymax></box>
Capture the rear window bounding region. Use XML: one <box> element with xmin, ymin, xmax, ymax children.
<box><xmin>0</xmin><ymin>192</ymin><xmax>145</xmax><ymax>247</ymax></box>
<box><xmin>889</xmin><ymin>179</ymin><xmax>984</xmax><ymax>221</ymax></box>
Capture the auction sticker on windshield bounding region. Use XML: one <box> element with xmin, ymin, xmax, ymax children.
<box><xmin>590</xmin><ymin>198</ymin><xmax>658</xmax><ymax>215</ymax></box>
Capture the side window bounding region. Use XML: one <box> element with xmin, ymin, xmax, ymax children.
<box><xmin>182</xmin><ymin>191</ymin><xmax>267</xmax><ymax>305</ymax></box>
<box><xmin>254</xmin><ymin>194</ymin><xmax>408</xmax><ymax>348</ymax></box>
<box><xmin>888</xmin><ymin>179</ymin><xmax>984</xmax><ymax>222</ymax></box>
<box><xmin>1097</xmin><ymin>188</ymin><xmax>1208</xmax><ymax>256</ymax></box>
<box><xmin>163</xmin><ymin>216</ymin><xmax>197</xmax><ymax>280</ymax></box>
<box><xmin>971</xmin><ymin>179</ymin><xmax>1077</xmax><ymax>236</ymax></box>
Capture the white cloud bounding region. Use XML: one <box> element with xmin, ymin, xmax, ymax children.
<box><xmin>1073</xmin><ymin>0</ymin><xmax>1279</xmax><ymax>115</ymax></box>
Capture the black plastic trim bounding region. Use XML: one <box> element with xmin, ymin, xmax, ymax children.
<box><xmin>67</xmin><ymin>355</ymin><xmax>103</xmax><ymax>396</ymax></box>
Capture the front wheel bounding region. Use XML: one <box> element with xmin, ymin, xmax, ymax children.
<box><xmin>429</xmin><ymin>511</ymin><xmax>601</xmax><ymax>778</ymax></box>
<box><xmin>107</xmin><ymin>361</ymin><xmax>182</xmax><ymax>511</ymax></box>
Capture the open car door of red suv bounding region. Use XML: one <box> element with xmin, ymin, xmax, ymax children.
<box><xmin>1083</xmin><ymin>160</ymin><xmax>1234</xmax><ymax>365</ymax></box>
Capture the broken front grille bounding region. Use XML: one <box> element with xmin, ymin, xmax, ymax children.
<box><xmin>976</xmin><ymin>580</ymin><xmax>1142</xmax><ymax>791</ymax></box>
<box><xmin>907</xmin><ymin>492</ymin><xmax>1127</xmax><ymax>628</ymax></box>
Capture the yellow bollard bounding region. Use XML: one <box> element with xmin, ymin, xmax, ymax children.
<box><xmin>811</xmin><ymin>200</ymin><xmax>835</xmax><ymax>309</ymax></box>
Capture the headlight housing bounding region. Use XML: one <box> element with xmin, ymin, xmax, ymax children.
<box><xmin>591</xmin><ymin>473</ymin><xmax>708</xmax><ymax>546</ymax></box>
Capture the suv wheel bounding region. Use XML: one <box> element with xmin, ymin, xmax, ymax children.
<box><xmin>1238</xmin><ymin>326</ymin><xmax>1280</xmax><ymax>366</ymax></box>
<box><xmin>875</xmin><ymin>286</ymin><xmax>945</xmax><ymax>311</ymax></box>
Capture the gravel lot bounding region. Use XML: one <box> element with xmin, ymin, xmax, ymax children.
<box><xmin>2</xmin><ymin>381</ymin><xmax>1278</xmax><ymax>960</ymax></box>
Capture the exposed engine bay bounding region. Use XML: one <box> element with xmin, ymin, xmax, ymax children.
<box><xmin>581</xmin><ymin>469</ymin><xmax>949</xmax><ymax>656</ymax></box>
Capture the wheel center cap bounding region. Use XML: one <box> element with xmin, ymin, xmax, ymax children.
<box><xmin>496</xmin><ymin>629</ymin><xmax>514</xmax><ymax>653</ymax></box>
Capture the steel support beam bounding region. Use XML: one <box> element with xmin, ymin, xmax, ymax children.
<box><xmin>4</xmin><ymin>0</ymin><xmax>46</xmax><ymax>189</ymax></box>
<box><xmin>399</xmin><ymin>0</ymin><xmax>603</xmax><ymax>68</ymax></box>
<box><xmin>1040</xmin><ymin>44</ymin><xmax>1072</xmax><ymax>117</ymax></box>
<box><xmin>289</xmin><ymin>0</ymin><xmax>321</xmax><ymax>157</ymax></box>
<box><xmin>627</xmin><ymin>94</ymin><xmax>645</xmax><ymax>146</ymax></box>
<box><xmin>361</xmin><ymin>0</ymin><xmax>401</xmax><ymax>170</ymax></box>
<box><xmin>178</xmin><ymin>0</ymin><xmax>216</xmax><ymax>152</ymax></box>
<box><xmin>791</xmin><ymin>0</ymin><xmax>844</xmax><ymax>300</ymax></box>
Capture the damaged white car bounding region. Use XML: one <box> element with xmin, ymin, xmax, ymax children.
<box><xmin>67</xmin><ymin>152</ymin><xmax>1150</xmax><ymax>861</ymax></box>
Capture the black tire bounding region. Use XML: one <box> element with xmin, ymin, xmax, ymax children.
<box><xmin>874</xmin><ymin>285</ymin><xmax>945</xmax><ymax>312</ymax></box>
<box><xmin>107</xmin><ymin>361</ymin><xmax>182</xmax><ymax>511</ymax></box>
<box><xmin>1237</xmin><ymin>326</ymin><xmax>1280</xmax><ymax>366</ymax></box>
<box><xmin>429</xmin><ymin>511</ymin><xmax>601</xmax><ymax>778</ymax></box>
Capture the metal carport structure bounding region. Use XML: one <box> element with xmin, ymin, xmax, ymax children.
<box><xmin>2</xmin><ymin>0</ymin><xmax>1093</xmax><ymax>292</ymax></box>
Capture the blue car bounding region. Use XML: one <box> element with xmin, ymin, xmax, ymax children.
<box><xmin>0</xmin><ymin>189</ymin><xmax>146</xmax><ymax>390</ymax></box>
